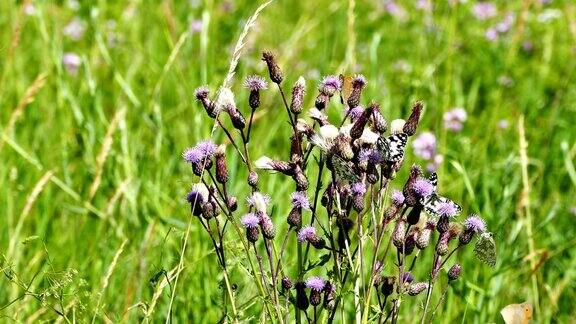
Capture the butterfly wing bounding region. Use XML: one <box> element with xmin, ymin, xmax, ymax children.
<box><xmin>376</xmin><ymin>136</ymin><xmax>391</xmax><ymax>162</ymax></box>
<box><xmin>339</xmin><ymin>74</ymin><xmax>353</xmax><ymax>105</ymax></box>
<box><xmin>330</xmin><ymin>154</ymin><xmax>360</xmax><ymax>183</ymax></box>
<box><xmin>422</xmin><ymin>193</ymin><xmax>462</xmax><ymax>217</ymax></box>
<box><xmin>427</xmin><ymin>172</ymin><xmax>438</xmax><ymax>191</ymax></box>
<box><xmin>500</xmin><ymin>302</ymin><xmax>532</xmax><ymax>324</ymax></box>
<box><xmin>384</xmin><ymin>133</ymin><xmax>408</xmax><ymax>163</ymax></box>
<box><xmin>474</xmin><ymin>232</ymin><xmax>497</xmax><ymax>267</ymax></box>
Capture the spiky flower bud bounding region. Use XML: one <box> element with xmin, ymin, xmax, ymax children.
<box><xmin>448</xmin><ymin>263</ymin><xmax>461</xmax><ymax>281</ymax></box>
<box><xmin>458</xmin><ymin>229</ymin><xmax>474</xmax><ymax>246</ymax></box>
<box><xmin>407</xmin><ymin>205</ymin><xmax>422</xmax><ymax>225</ymax></box>
<box><xmin>381</xmin><ymin>276</ymin><xmax>396</xmax><ymax>296</ymax></box>
<box><xmin>248</xmin><ymin>171</ymin><xmax>259</xmax><ymax>187</ymax></box>
<box><xmin>403</xmin><ymin>101</ymin><xmax>423</xmax><ymax>136</ymax></box>
<box><xmin>227</xmin><ymin>106</ymin><xmax>246</xmax><ymax>130</ymax></box>
<box><xmin>259</xmin><ymin>213</ymin><xmax>276</xmax><ymax>239</ymax></box>
<box><xmin>347</xmin><ymin>75</ymin><xmax>366</xmax><ymax>108</ymax></box>
<box><xmin>287</xmin><ymin>207</ymin><xmax>302</xmax><ymax>228</ymax></box>
<box><xmin>437</xmin><ymin>215</ymin><xmax>450</xmax><ymax>233</ymax></box>
<box><xmin>393</xmin><ymin>218</ymin><xmax>406</xmax><ymax>248</ymax></box>
<box><xmin>227</xmin><ymin>196</ymin><xmax>238</xmax><ymax>212</ymax></box>
<box><xmin>282</xmin><ymin>276</ymin><xmax>293</xmax><ymax>290</ymax></box>
<box><xmin>215</xmin><ymin>145</ymin><xmax>228</xmax><ymax>183</ymax></box>
<box><xmin>403</xmin><ymin>165</ymin><xmax>422</xmax><ymax>207</ymax></box>
<box><xmin>315</xmin><ymin>92</ymin><xmax>329</xmax><ymax>110</ymax></box>
<box><xmin>295</xmin><ymin>282</ymin><xmax>309</xmax><ymax>310</ymax></box>
<box><xmin>416</xmin><ymin>227</ymin><xmax>432</xmax><ymax>250</ymax></box>
<box><xmin>408</xmin><ymin>282</ymin><xmax>429</xmax><ymax>296</ymax></box>
<box><xmin>371</xmin><ymin>109</ymin><xmax>388</xmax><ymax>133</ymax></box>
<box><xmin>262</xmin><ymin>51</ymin><xmax>283</xmax><ymax>84</ymax></box>
<box><xmin>294</xmin><ymin>167</ymin><xmax>309</xmax><ymax>191</ymax></box>
<box><xmin>194</xmin><ymin>86</ymin><xmax>216</xmax><ymax>118</ymax></box>
<box><xmin>402</xmin><ymin>230</ymin><xmax>418</xmax><ymax>255</ymax></box>
<box><xmin>350</xmin><ymin>104</ymin><xmax>375</xmax><ymax>139</ymax></box>
<box><xmin>436</xmin><ymin>232</ymin><xmax>449</xmax><ymax>255</ymax></box>
<box><xmin>290</xmin><ymin>77</ymin><xmax>306</xmax><ymax>114</ymax></box>
<box><xmin>201</xmin><ymin>201</ymin><xmax>215</xmax><ymax>219</ymax></box>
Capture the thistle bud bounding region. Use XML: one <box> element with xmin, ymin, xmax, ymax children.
<box><xmin>352</xmin><ymin>195</ymin><xmax>364</xmax><ymax>212</ymax></box>
<box><xmin>407</xmin><ymin>205</ymin><xmax>422</xmax><ymax>225</ymax></box>
<box><xmin>248</xmin><ymin>171</ymin><xmax>259</xmax><ymax>187</ymax></box>
<box><xmin>458</xmin><ymin>229</ymin><xmax>474</xmax><ymax>246</ymax></box>
<box><xmin>402</xmin><ymin>230</ymin><xmax>418</xmax><ymax>255</ymax></box>
<box><xmin>447</xmin><ymin>263</ymin><xmax>461</xmax><ymax>281</ymax></box>
<box><xmin>323</xmin><ymin>282</ymin><xmax>335</xmax><ymax>309</ymax></box>
<box><xmin>227</xmin><ymin>196</ymin><xmax>238</xmax><ymax>212</ymax></box>
<box><xmin>201</xmin><ymin>201</ymin><xmax>215</xmax><ymax>219</ymax></box>
<box><xmin>244</xmin><ymin>75</ymin><xmax>268</xmax><ymax>109</ymax></box>
<box><xmin>371</xmin><ymin>109</ymin><xmax>388</xmax><ymax>133</ymax></box>
<box><xmin>310</xmin><ymin>236</ymin><xmax>326</xmax><ymax>249</ymax></box>
<box><xmin>215</xmin><ymin>145</ymin><xmax>228</xmax><ymax>184</ymax></box>
<box><xmin>416</xmin><ymin>227</ymin><xmax>432</xmax><ymax>250</ymax></box>
<box><xmin>295</xmin><ymin>281</ymin><xmax>309</xmax><ymax>310</ymax></box>
<box><xmin>408</xmin><ymin>282</ymin><xmax>429</xmax><ymax>296</ymax></box>
<box><xmin>403</xmin><ymin>165</ymin><xmax>422</xmax><ymax>207</ymax></box>
<box><xmin>393</xmin><ymin>219</ymin><xmax>406</xmax><ymax>248</ymax></box>
<box><xmin>367</xmin><ymin>164</ymin><xmax>379</xmax><ymax>184</ymax></box>
<box><xmin>381</xmin><ymin>276</ymin><xmax>396</xmax><ymax>296</ymax></box>
<box><xmin>287</xmin><ymin>207</ymin><xmax>302</xmax><ymax>228</ymax></box>
<box><xmin>403</xmin><ymin>101</ymin><xmax>423</xmax><ymax>136</ymax></box>
<box><xmin>290</xmin><ymin>77</ymin><xmax>306</xmax><ymax>114</ymax></box>
<box><xmin>194</xmin><ymin>86</ymin><xmax>216</xmax><ymax>118</ymax></box>
<box><xmin>193</xmin><ymin>159</ymin><xmax>212</xmax><ymax>176</ymax></box>
<box><xmin>437</xmin><ymin>215</ymin><xmax>450</xmax><ymax>233</ymax></box>
<box><xmin>315</xmin><ymin>92</ymin><xmax>329</xmax><ymax>110</ymax></box>
<box><xmin>282</xmin><ymin>276</ymin><xmax>293</xmax><ymax>290</ymax></box>
<box><xmin>436</xmin><ymin>232</ymin><xmax>449</xmax><ymax>255</ymax></box>
<box><xmin>227</xmin><ymin>106</ymin><xmax>246</xmax><ymax>130</ymax></box>
<box><xmin>294</xmin><ymin>167</ymin><xmax>309</xmax><ymax>191</ymax></box>
<box><xmin>241</xmin><ymin>213</ymin><xmax>261</xmax><ymax>243</ymax></box>
<box><xmin>246</xmin><ymin>227</ymin><xmax>259</xmax><ymax>242</ymax></box>
<box><xmin>350</xmin><ymin>104</ymin><xmax>375</xmax><ymax>139</ymax></box>
<box><xmin>347</xmin><ymin>75</ymin><xmax>366</xmax><ymax>109</ymax></box>
<box><xmin>262</xmin><ymin>51</ymin><xmax>283</xmax><ymax>84</ymax></box>
<box><xmin>259</xmin><ymin>213</ymin><xmax>276</xmax><ymax>239</ymax></box>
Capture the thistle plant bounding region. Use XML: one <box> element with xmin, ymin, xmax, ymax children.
<box><xmin>182</xmin><ymin>51</ymin><xmax>496</xmax><ymax>323</ymax></box>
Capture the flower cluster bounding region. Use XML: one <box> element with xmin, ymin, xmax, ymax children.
<box><xmin>182</xmin><ymin>50</ymin><xmax>494</xmax><ymax>323</ymax></box>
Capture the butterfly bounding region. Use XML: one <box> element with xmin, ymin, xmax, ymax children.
<box><xmin>500</xmin><ymin>302</ymin><xmax>533</xmax><ymax>324</ymax></box>
<box><xmin>329</xmin><ymin>154</ymin><xmax>360</xmax><ymax>183</ymax></box>
<box><xmin>376</xmin><ymin>133</ymin><xmax>408</xmax><ymax>163</ymax></box>
<box><xmin>474</xmin><ymin>232</ymin><xmax>497</xmax><ymax>267</ymax></box>
<box><xmin>339</xmin><ymin>74</ymin><xmax>353</xmax><ymax>106</ymax></box>
<box><xmin>418</xmin><ymin>173</ymin><xmax>462</xmax><ymax>217</ymax></box>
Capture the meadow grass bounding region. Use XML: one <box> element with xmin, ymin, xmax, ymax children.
<box><xmin>1</xmin><ymin>0</ymin><xmax>575</xmax><ymax>322</ymax></box>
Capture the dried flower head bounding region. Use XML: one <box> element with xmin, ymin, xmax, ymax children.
<box><xmin>403</xmin><ymin>101</ymin><xmax>423</xmax><ymax>136</ymax></box>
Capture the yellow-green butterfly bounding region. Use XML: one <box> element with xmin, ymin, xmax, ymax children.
<box><xmin>474</xmin><ymin>232</ymin><xmax>497</xmax><ymax>267</ymax></box>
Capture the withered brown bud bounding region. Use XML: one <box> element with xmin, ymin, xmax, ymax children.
<box><xmin>215</xmin><ymin>146</ymin><xmax>228</xmax><ymax>184</ymax></box>
<box><xmin>287</xmin><ymin>207</ymin><xmax>302</xmax><ymax>228</ymax></box>
<box><xmin>350</xmin><ymin>104</ymin><xmax>375</xmax><ymax>139</ymax></box>
<box><xmin>310</xmin><ymin>236</ymin><xmax>326</xmax><ymax>249</ymax></box>
<box><xmin>437</xmin><ymin>215</ymin><xmax>450</xmax><ymax>233</ymax></box>
<box><xmin>403</xmin><ymin>101</ymin><xmax>423</xmax><ymax>136</ymax></box>
<box><xmin>315</xmin><ymin>92</ymin><xmax>329</xmax><ymax>110</ymax></box>
<box><xmin>449</xmin><ymin>223</ymin><xmax>463</xmax><ymax>240</ymax></box>
<box><xmin>227</xmin><ymin>106</ymin><xmax>246</xmax><ymax>130</ymax></box>
<box><xmin>227</xmin><ymin>196</ymin><xmax>238</xmax><ymax>212</ymax></box>
<box><xmin>381</xmin><ymin>276</ymin><xmax>396</xmax><ymax>296</ymax></box>
<box><xmin>248</xmin><ymin>171</ymin><xmax>259</xmax><ymax>187</ymax></box>
<box><xmin>290</xmin><ymin>77</ymin><xmax>306</xmax><ymax>114</ymax></box>
<box><xmin>262</xmin><ymin>51</ymin><xmax>283</xmax><ymax>84</ymax></box>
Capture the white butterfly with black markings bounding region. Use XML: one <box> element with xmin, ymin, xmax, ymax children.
<box><xmin>419</xmin><ymin>172</ymin><xmax>462</xmax><ymax>217</ymax></box>
<box><xmin>376</xmin><ymin>133</ymin><xmax>408</xmax><ymax>163</ymax></box>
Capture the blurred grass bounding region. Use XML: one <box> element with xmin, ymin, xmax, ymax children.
<box><xmin>1</xmin><ymin>0</ymin><xmax>575</xmax><ymax>322</ymax></box>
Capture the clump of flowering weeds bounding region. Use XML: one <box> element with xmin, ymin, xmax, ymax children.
<box><xmin>183</xmin><ymin>51</ymin><xmax>495</xmax><ymax>323</ymax></box>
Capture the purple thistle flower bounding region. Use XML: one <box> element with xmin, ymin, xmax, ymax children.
<box><xmin>497</xmin><ymin>119</ymin><xmax>509</xmax><ymax>129</ymax></box>
<box><xmin>413</xmin><ymin>179</ymin><xmax>435</xmax><ymax>198</ymax></box>
<box><xmin>464</xmin><ymin>214</ymin><xmax>486</xmax><ymax>233</ymax></box>
<box><xmin>485</xmin><ymin>27</ymin><xmax>498</xmax><ymax>41</ymax></box>
<box><xmin>412</xmin><ymin>132</ymin><xmax>437</xmax><ymax>160</ymax></box>
<box><xmin>346</xmin><ymin>106</ymin><xmax>365</xmax><ymax>121</ymax></box>
<box><xmin>241</xmin><ymin>213</ymin><xmax>260</xmax><ymax>228</ymax></box>
<box><xmin>62</xmin><ymin>53</ymin><xmax>81</xmax><ymax>76</ymax></box>
<box><xmin>392</xmin><ymin>190</ymin><xmax>405</xmax><ymax>206</ymax></box>
<box><xmin>182</xmin><ymin>140</ymin><xmax>217</xmax><ymax>164</ymax></box>
<box><xmin>297</xmin><ymin>226</ymin><xmax>316</xmax><ymax>243</ymax></box>
<box><xmin>401</xmin><ymin>272</ymin><xmax>414</xmax><ymax>283</ymax></box>
<box><xmin>63</xmin><ymin>18</ymin><xmax>86</xmax><ymax>41</ymax></box>
<box><xmin>244</xmin><ymin>75</ymin><xmax>268</xmax><ymax>91</ymax></box>
<box><xmin>291</xmin><ymin>192</ymin><xmax>310</xmax><ymax>210</ymax></box>
<box><xmin>416</xmin><ymin>0</ymin><xmax>432</xmax><ymax>11</ymax></box>
<box><xmin>319</xmin><ymin>75</ymin><xmax>341</xmax><ymax>95</ymax></box>
<box><xmin>351</xmin><ymin>182</ymin><xmax>367</xmax><ymax>196</ymax></box>
<box><xmin>305</xmin><ymin>276</ymin><xmax>325</xmax><ymax>291</ymax></box>
<box><xmin>437</xmin><ymin>201</ymin><xmax>460</xmax><ymax>218</ymax></box>
<box><xmin>194</xmin><ymin>86</ymin><xmax>210</xmax><ymax>99</ymax></box>
<box><xmin>472</xmin><ymin>2</ymin><xmax>497</xmax><ymax>20</ymax></box>
<box><xmin>189</xmin><ymin>19</ymin><xmax>203</xmax><ymax>33</ymax></box>
<box><xmin>443</xmin><ymin>108</ymin><xmax>467</xmax><ymax>132</ymax></box>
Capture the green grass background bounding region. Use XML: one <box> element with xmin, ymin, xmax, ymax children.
<box><xmin>1</xmin><ymin>0</ymin><xmax>575</xmax><ymax>322</ymax></box>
